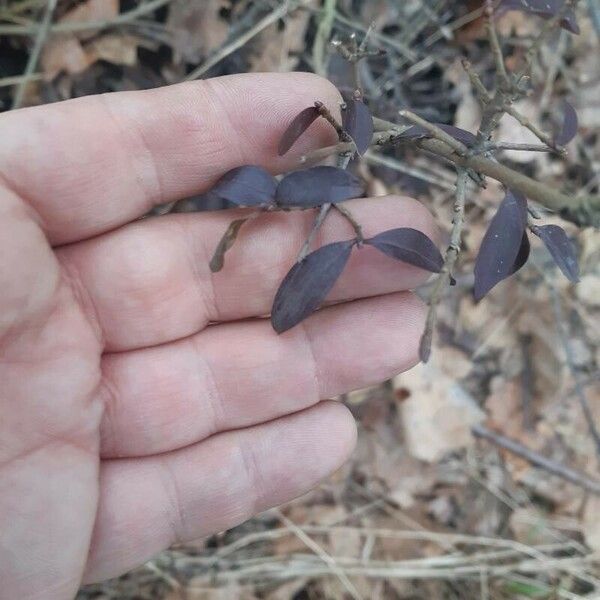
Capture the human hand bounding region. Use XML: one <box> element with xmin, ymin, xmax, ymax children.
<box><xmin>0</xmin><ymin>73</ymin><xmax>436</xmax><ymax>599</ymax></box>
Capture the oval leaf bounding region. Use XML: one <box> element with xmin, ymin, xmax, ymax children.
<box><xmin>474</xmin><ymin>190</ymin><xmax>528</xmax><ymax>301</ymax></box>
<box><xmin>278</xmin><ymin>106</ymin><xmax>320</xmax><ymax>156</ymax></box>
<box><xmin>365</xmin><ymin>228</ymin><xmax>443</xmax><ymax>273</ymax></box>
<box><xmin>211</xmin><ymin>165</ymin><xmax>277</xmax><ymax>206</ymax></box>
<box><xmin>397</xmin><ymin>124</ymin><xmax>477</xmax><ymax>147</ymax></box>
<box><xmin>276</xmin><ymin>166</ymin><xmax>364</xmax><ymax>208</ymax></box>
<box><xmin>271</xmin><ymin>241</ymin><xmax>354</xmax><ymax>333</ymax></box>
<box><xmin>531</xmin><ymin>224</ymin><xmax>580</xmax><ymax>282</ymax></box>
<box><xmin>342</xmin><ymin>98</ymin><xmax>374</xmax><ymax>155</ymax></box>
<box><xmin>498</xmin><ymin>0</ymin><xmax>580</xmax><ymax>33</ymax></box>
<box><xmin>555</xmin><ymin>101</ymin><xmax>578</xmax><ymax>146</ymax></box>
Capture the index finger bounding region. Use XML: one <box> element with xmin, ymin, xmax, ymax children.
<box><xmin>0</xmin><ymin>73</ymin><xmax>341</xmax><ymax>244</ymax></box>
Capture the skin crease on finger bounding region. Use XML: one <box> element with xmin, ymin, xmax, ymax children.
<box><xmin>0</xmin><ymin>72</ymin><xmax>438</xmax><ymax>597</ymax></box>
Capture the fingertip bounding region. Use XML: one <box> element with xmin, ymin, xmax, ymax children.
<box><xmin>313</xmin><ymin>400</ymin><xmax>358</xmax><ymax>464</ymax></box>
<box><xmin>203</xmin><ymin>71</ymin><xmax>343</xmax><ymax>166</ymax></box>
<box><xmin>305</xmin><ymin>292</ymin><xmax>427</xmax><ymax>398</ymax></box>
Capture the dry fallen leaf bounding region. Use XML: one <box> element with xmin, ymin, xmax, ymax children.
<box><xmin>395</xmin><ymin>362</ymin><xmax>485</xmax><ymax>462</ymax></box>
<box><xmin>166</xmin><ymin>0</ymin><xmax>230</xmax><ymax>64</ymax></box>
<box><xmin>250</xmin><ymin>7</ymin><xmax>311</xmax><ymax>72</ymax></box>
<box><xmin>41</xmin><ymin>0</ymin><xmax>119</xmax><ymax>78</ymax></box>
<box><xmin>85</xmin><ymin>34</ymin><xmax>139</xmax><ymax>67</ymax></box>
<box><xmin>42</xmin><ymin>36</ymin><xmax>91</xmax><ymax>78</ymax></box>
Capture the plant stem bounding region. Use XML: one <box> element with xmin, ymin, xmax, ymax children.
<box><xmin>472</xmin><ymin>424</ymin><xmax>600</xmax><ymax>494</ymax></box>
<box><xmin>420</xmin><ymin>168</ymin><xmax>468</xmax><ymax>362</ymax></box>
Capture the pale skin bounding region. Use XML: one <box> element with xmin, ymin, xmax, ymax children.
<box><xmin>0</xmin><ymin>72</ymin><xmax>437</xmax><ymax>599</ymax></box>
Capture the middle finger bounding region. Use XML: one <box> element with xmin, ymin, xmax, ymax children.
<box><xmin>58</xmin><ymin>195</ymin><xmax>437</xmax><ymax>352</ymax></box>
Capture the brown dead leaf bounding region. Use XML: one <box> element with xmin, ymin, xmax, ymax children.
<box><xmin>42</xmin><ymin>36</ymin><xmax>91</xmax><ymax>78</ymax></box>
<box><xmin>41</xmin><ymin>0</ymin><xmax>119</xmax><ymax>78</ymax></box>
<box><xmin>250</xmin><ymin>7</ymin><xmax>311</xmax><ymax>72</ymax></box>
<box><xmin>486</xmin><ymin>376</ymin><xmax>537</xmax><ymax>443</ymax></box>
<box><xmin>167</xmin><ymin>0</ymin><xmax>229</xmax><ymax>64</ymax></box>
<box><xmin>395</xmin><ymin>361</ymin><xmax>485</xmax><ymax>462</ymax></box>
<box><xmin>85</xmin><ymin>34</ymin><xmax>138</xmax><ymax>67</ymax></box>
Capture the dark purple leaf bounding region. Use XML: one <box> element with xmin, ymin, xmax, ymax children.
<box><xmin>474</xmin><ymin>190</ymin><xmax>528</xmax><ymax>301</ymax></box>
<box><xmin>531</xmin><ymin>224</ymin><xmax>580</xmax><ymax>282</ymax></box>
<box><xmin>397</xmin><ymin>124</ymin><xmax>478</xmax><ymax>147</ymax></box>
<box><xmin>497</xmin><ymin>0</ymin><xmax>579</xmax><ymax>34</ymax></box>
<box><xmin>555</xmin><ymin>101</ymin><xmax>578</xmax><ymax>146</ymax></box>
<box><xmin>342</xmin><ymin>98</ymin><xmax>374</xmax><ymax>155</ymax></box>
<box><xmin>276</xmin><ymin>166</ymin><xmax>364</xmax><ymax>208</ymax></box>
<box><xmin>211</xmin><ymin>166</ymin><xmax>277</xmax><ymax>206</ymax></box>
<box><xmin>512</xmin><ymin>232</ymin><xmax>531</xmax><ymax>275</ymax></box>
<box><xmin>278</xmin><ymin>106</ymin><xmax>320</xmax><ymax>156</ymax></box>
<box><xmin>365</xmin><ymin>228</ymin><xmax>443</xmax><ymax>273</ymax></box>
<box><xmin>271</xmin><ymin>241</ymin><xmax>354</xmax><ymax>333</ymax></box>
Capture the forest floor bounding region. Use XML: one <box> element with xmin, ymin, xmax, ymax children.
<box><xmin>1</xmin><ymin>1</ymin><xmax>600</xmax><ymax>598</ymax></box>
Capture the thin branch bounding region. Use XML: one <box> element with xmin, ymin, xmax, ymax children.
<box><xmin>472</xmin><ymin>424</ymin><xmax>600</xmax><ymax>495</ymax></box>
<box><xmin>368</xmin><ymin>116</ymin><xmax>599</xmax><ymax>226</ymax></box>
<box><xmin>314</xmin><ymin>100</ymin><xmax>351</xmax><ymax>142</ymax></box>
<box><xmin>465</xmin><ymin>71</ymin><xmax>560</xmax><ymax>150</ymax></box>
<box><xmin>300</xmin><ymin>141</ymin><xmax>353</xmax><ymax>165</ymax></box>
<box><xmin>372</xmin><ymin>116</ymin><xmax>408</xmax><ymax>134</ymax></box>
<box><xmin>0</xmin><ymin>72</ymin><xmax>43</xmax><ymax>88</ymax></box>
<box><xmin>274</xmin><ymin>509</ymin><xmax>363</xmax><ymax>600</ymax></box>
<box><xmin>416</xmin><ymin>137</ymin><xmax>599</xmax><ymax>225</ymax></box>
<box><xmin>364</xmin><ymin>151</ymin><xmax>457</xmax><ymax>192</ymax></box>
<box><xmin>484</xmin><ymin>0</ymin><xmax>509</xmax><ymax>87</ymax></box>
<box><xmin>334</xmin><ymin>203</ymin><xmax>363</xmax><ymax>243</ymax></box>
<box><xmin>297</xmin><ymin>203</ymin><xmax>332</xmax><ymax>262</ymax></box>
<box><xmin>183</xmin><ymin>552</ymin><xmax>595</xmax><ymax>585</ymax></box>
<box><xmin>0</xmin><ymin>0</ymin><xmax>173</xmax><ymax>35</ymax></box>
<box><xmin>420</xmin><ymin>168</ymin><xmax>469</xmax><ymax>362</ymax></box>
<box><xmin>331</xmin><ymin>10</ymin><xmax>416</xmax><ymax>62</ymax></box>
<box><xmin>398</xmin><ymin>109</ymin><xmax>469</xmax><ymax>156</ymax></box>
<box><xmin>462</xmin><ymin>59</ymin><xmax>490</xmax><ymax>103</ymax></box>
<box><xmin>296</xmin><ymin>150</ymin><xmax>353</xmax><ymax>262</ymax></box>
<box><xmin>503</xmin><ymin>104</ymin><xmax>562</xmax><ymax>151</ymax></box>
<box><xmin>515</xmin><ymin>0</ymin><xmax>577</xmax><ymax>83</ymax></box>
<box><xmin>12</xmin><ymin>0</ymin><xmax>56</xmax><ymax>110</ymax></box>
<box><xmin>490</xmin><ymin>142</ymin><xmax>556</xmax><ymax>153</ymax></box>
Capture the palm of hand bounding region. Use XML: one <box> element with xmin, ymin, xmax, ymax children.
<box><xmin>0</xmin><ymin>73</ymin><xmax>434</xmax><ymax>599</ymax></box>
